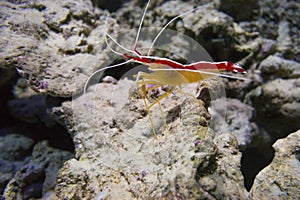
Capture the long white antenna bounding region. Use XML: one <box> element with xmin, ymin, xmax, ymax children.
<box><xmin>133</xmin><ymin>0</ymin><xmax>151</xmax><ymax>50</ymax></box>
<box><xmin>106</xmin><ymin>33</ymin><xmax>140</xmax><ymax>57</ymax></box>
<box><xmin>104</xmin><ymin>16</ymin><xmax>140</xmax><ymax>57</ymax></box>
<box><xmin>147</xmin><ymin>5</ymin><xmax>202</xmax><ymax>56</ymax></box>
<box><xmin>84</xmin><ymin>59</ymin><xmax>133</xmax><ymax>94</ymax></box>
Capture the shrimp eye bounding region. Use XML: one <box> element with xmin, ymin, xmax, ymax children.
<box><xmin>149</xmin><ymin>58</ymin><xmax>156</xmax><ymax>62</ymax></box>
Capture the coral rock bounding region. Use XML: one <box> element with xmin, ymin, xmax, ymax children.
<box><xmin>249</xmin><ymin>130</ymin><xmax>300</xmax><ymax>199</ymax></box>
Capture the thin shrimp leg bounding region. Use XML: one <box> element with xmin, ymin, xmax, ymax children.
<box><xmin>143</xmin><ymin>85</ymin><xmax>175</xmax><ymax>111</ymax></box>
<box><xmin>139</xmin><ymin>83</ymin><xmax>173</xmax><ymax>136</ymax></box>
<box><xmin>136</xmin><ymin>73</ymin><xmax>175</xmax><ymax>136</ymax></box>
<box><xmin>140</xmin><ymin>84</ymin><xmax>163</xmax><ymax>103</ymax></box>
<box><xmin>136</xmin><ymin>72</ymin><xmax>174</xmax><ymax>111</ymax></box>
<box><xmin>138</xmin><ymin>85</ymin><xmax>159</xmax><ymax>138</ymax></box>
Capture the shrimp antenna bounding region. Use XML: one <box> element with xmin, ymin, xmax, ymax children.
<box><xmin>147</xmin><ymin>5</ymin><xmax>202</xmax><ymax>56</ymax></box>
<box><xmin>133</xmin><ymin>0</ymin><xmax>151</xmax><ymax>51</ymax></box>
<box><xmin>104</xmin><ymin>16</ymin><xmax>140</xmax><ymax>57</ymax></box>
<box><xmin>106</xmin><ymin>33</ymin><xmax>140</xmax><ymax>57</ymax></box>
<box><xmin>103</xmin><ymin>16</ymin><xmax>123</xmax><ymax>57</ymax></box>
<box><xmin>83</xmin><ymin>59</ymin><xmax>133</xmax><ymax>94</ymax></box>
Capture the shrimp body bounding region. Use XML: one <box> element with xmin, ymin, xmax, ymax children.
<box><xmin>126</xmin><ymin>55</ymin><xmax>247</xmax><ymax>86</ymax></box>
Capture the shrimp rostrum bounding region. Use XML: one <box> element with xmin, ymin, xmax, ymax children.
<box><xmin>84</xmin><ymin>0</ymin><xmax>248</xmax><ymax>137</ymax></box>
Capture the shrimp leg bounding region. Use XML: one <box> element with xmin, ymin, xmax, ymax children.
<box><xmin>136</xmin><ymin>72</ymin><xmax>175</xmax><ymax>136</ymax></box>
<box><xmin>136</xmin><ymin>72</ymin><xmax>175</xmax><ymax>111</ymax></box>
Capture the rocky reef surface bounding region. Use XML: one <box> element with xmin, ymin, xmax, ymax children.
<box><xmin>2</xmin><ymin>139</ymin><xmax>73</xmax><ymax>199</ymax></box>
<box><xmin>249</xmin><ymin>130</ymin><xmax>300</xmax><ymax>200</ymax></box>
<box><xmin>0</xmin><ymin>0</ymin><xmax>299</xmax><ymax>199</ymax></box>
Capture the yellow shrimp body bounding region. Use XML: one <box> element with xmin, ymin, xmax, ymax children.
<box><xmin>138</xmin><ymin>62</ymin><xmax>216</xmax><ymax>86</ymax></box>
<box><xmin>146</xmin><ymin>70</ymin><xmax>211</xmax><ymax>86</ymax></box>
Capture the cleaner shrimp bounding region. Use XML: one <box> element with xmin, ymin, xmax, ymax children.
<box><xmin>84</xmin><ymin>0</ymin><xmax>248</xmax><ymax>136</ymax></box>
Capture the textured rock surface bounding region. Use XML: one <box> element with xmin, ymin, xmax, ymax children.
<box><xmin>249</xmin><ymin>130</ymin><xmax>300</xmax><ymax>199</ymax></box>
<box><xmin>209</xmin><ymin>98</ymin><xmax>258</xmax><ymax>149</ymax></box>
<box><xmin>0</xmin><ymin>0</ymin><xmax>109</xmax><ymax>97</ymax></box>
<box><xmin>257</xmin><ymin>0</ymin><xmax>300</xmax><ymax>61</ymax></box>
<box><xmin>215</xmin><ymin>0</ymin><xmax>259</xmax><ymax>21</ymax></box>
<box><xmin>3</xmin><ymin>140</ymin><xmax>73</xmax><ymax>200</ymax></box>
<box><xmin>0</xmin><ymin>134</ymin><xmax>34</xmax><ymax>195</ymax></box>
<box><xmin>246</xmin><ymin>78</ymin><xmax>300</xmax><ymax>139</ymax></box>
<box><xmin>212</xmin><ymin>133</ymin><xmax>248</xmax><ymax>199</ymax></box>
<box><xmin>49</xmin><ymin>79</ymin><xmax>247</xmax><ymax>199</ymax></box>
<box><xmin>259</xmin><ymin>55</ymin><xmax>300</xmax><ymax>80</ymax></box>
